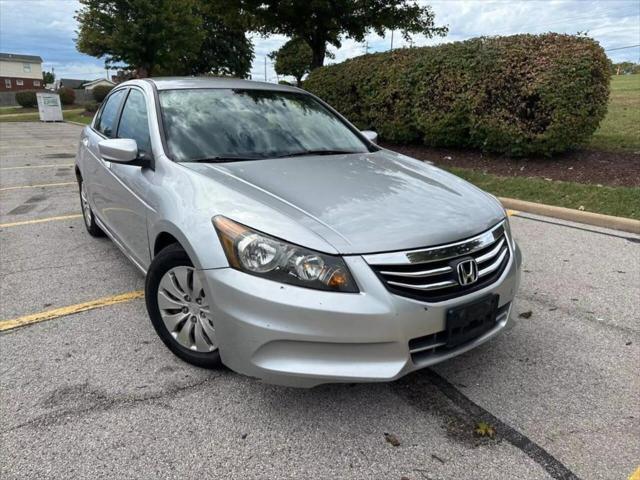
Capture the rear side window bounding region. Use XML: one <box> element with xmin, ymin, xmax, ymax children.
<box><xmin>117</xmin><ymin>89</ymin><xmax>152</xmax><ymax>156</ymax></box>
<box><xmin>96</xmin><ymin>89</ymin><xmax>126</xmax><ymax>137</ymax></box>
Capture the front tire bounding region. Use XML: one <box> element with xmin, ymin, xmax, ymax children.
<box><xmin>145</xmin><ymin>244</ymin><xmax>221</xmax><ymax>368</ymax></box>
<box><xmin>78</xmin><ymin>177</ymin><xmax>104</xmax><ymax>237</ymax></box>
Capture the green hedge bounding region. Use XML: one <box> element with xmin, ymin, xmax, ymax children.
<box><xmin>92</xmin><ymin>85</ymin><xmax>114</xmax><ymax>102</ymax></box>
<box><xmin>15</xmin><ymin>90</ymin><xmax>38</xmax><ymax>108</ymax></box>
<box><xmin>57</xmin><ymin>87</ymin><xmax>76</xmax><ymax>105</ymax></box>
<box><xmin>305</xmin><ymin>34</ymin><xmax>610</xmax><ymax>156</ymax></box>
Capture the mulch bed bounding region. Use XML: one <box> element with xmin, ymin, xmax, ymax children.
<box><xmin>382</xmin><ymin>143</ymin><xmax>640</xmax><ymax>188</ymax></box>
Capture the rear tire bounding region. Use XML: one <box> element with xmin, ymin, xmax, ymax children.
<box><xmin>78</xmin><ymin>176</ymin><xmax>104</xmax><ymax>237</ymax></box>
<box><xmin>145</xmin><ymin>244</ymin><xmax>222</xmax><ymax>369</ymax></box>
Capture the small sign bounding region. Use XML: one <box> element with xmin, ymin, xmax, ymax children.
<box><xmin>36</xmin><ymin>92</ymin><xmax>63</xmax><ymax>122</ymax></box>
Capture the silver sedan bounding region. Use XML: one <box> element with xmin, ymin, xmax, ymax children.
<box><xmin>75</xmin><ymin>77</ymin><xmax>522</xmax><ymax>387</ymax></box>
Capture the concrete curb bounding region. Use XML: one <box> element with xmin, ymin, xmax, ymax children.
<box><xmin>500</xmin><ymin>197</ymin><xmax>640</xmax><ymax>235</ymax></box>
<box><xmin>65</xmin><ymin>120</ymin><xmax>88</xmax><ymax>127</ymax></box>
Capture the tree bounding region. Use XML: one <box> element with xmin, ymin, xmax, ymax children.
<box><xmin>226</xmin><ymin>0</ymin><xmax>447</xmax><ymax>69</ymax></box>
<box><xmin>75</xmin><ymin>0</ymin><xmax>253</xmax><ymax>77</ymax></box>
<box><xmin>269</xmin><ymin>38</ymin><xmax>313</xmax><ymax>86</ymax></box>
<box><xmin>42</xmin><ymin>70</ymin><xmax>55</xmax><ymax>84</ymax></box>
<box><xmin>174</xmin><ymin>2</ymin><xmax>254</xmax><ymax>77</ymax></box>
<box><xmin>611</xmin><ymin>61</ymin><xmax>640</xmax><ymax>75</ymax></box>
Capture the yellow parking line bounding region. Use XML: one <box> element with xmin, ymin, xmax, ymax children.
<box><xmin>629</xmin><ymin>466</ymin><xmax>640</xmax><ymax>480</ymax></box>
<box><xmin>0</xmin><ymin>181</ymin><xmax>76</xmax><ymax>192</ymax></box>
<box><xmin>0</xmin><ymin>163</ymin><xmax>74</xmax><ymax>171</ymax></box>
<box><xmin>507</xmin><ymin>209</ymin><xmax>519</xmax><ymax>217</ymax></box>
<box><xmin>0</xmin><ymin>290</ymin><xmax>145</xmax><ymax>332</ymax></box>
<box><xmin>0</xmin><ymin>213</ymin><xmax>82</xmax><ymax>228</ymax></box>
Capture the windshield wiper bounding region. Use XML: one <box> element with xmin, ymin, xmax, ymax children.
<box><xmin>191</xmin><ymin>155</ymin><xmax>264</xmax><ymax>163</ymax></box>
<box><xmin>271</xmin><ymin>149</ymin><xmax>363</xmax><ymax>159</ymax></box>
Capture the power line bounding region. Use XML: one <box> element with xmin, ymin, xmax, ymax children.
<box><xmin>605</xmin><ymin>44</ymin><xmax>640</xmax><ymax>51</ymax></box>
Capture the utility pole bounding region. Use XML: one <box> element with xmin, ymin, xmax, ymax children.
<box><xmin>390</xmin><ymin>30</ymin><xmax>394</xmax><ymax>51</ymax></box>
<box><xmin>363</xmin><ymin>41</ymin><xmax>370</xmax><ymax>55</ymax></box>
<box><xmin>264</xmin><ymin>56</ymin><xmax>267</xmax><ymax>82</ymax></box>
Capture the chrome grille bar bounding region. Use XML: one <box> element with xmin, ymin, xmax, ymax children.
<box><xmin>363</xmin><ymin>221</ymin><xmax>505</xmax><ymax>266</ymax></box>
<box><xmin>475</xmin><ymin>238</ymin><xmax>505</xmax><ymax>264</ymax></box>
<box><xmin>378</xmin><ymin>265</ymin><xmax>452</xmax><ymax>278</ymax></box>
<box><xmin>478</xmin><ymin>247</ymin><xmax>508</xmax><ymax>277</ymax></box>
<box><xmin>387</xmin><ymin>279</ymin><xmax>457</xmax><ymax>291</ymax></box>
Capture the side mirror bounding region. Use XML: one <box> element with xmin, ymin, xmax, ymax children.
<box><xmin>98</xmin><ymin>138</ymin><xmax>139</xmax><ymax>164</ymax></box>
<box><xmin>361</xmin><ymin>130</ymin><xmax>378</xmax><ymax>144</ymax></box>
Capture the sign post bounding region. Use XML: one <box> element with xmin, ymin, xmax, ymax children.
<box><xmin>36</xmin><ymin>92</ymin><xmax>63</xmax><ymax>122</ymax></box>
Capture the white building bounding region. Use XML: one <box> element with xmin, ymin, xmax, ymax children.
<box><xmin>0</xmin><ymin>53</ymin><xmax>44</xmax><ymax>91</ymax></box>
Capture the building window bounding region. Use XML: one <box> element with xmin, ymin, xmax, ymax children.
<box><xmin>23</xmin><ymin>63</ymin><xmax>32</xmax><ymax>73</ymax></box>
<box><xmin>16</xmin><ymin>79</ymin><xmax>24</xmax><ymax>86</ymax></box>
<box><xmin>33</xmin><ymin>80</ymin><xmax>40</xmax><ymax>87</ymax></box>
<box><xmin>5</xmin><ymin>79</ymin><xmax>11</xmax><ymax>88</ymax></box>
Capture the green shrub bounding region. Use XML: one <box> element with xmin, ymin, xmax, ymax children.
<box><xmin>57</xmin><ymin>87</ymin><xmax>76</xmax><ymax>105</ymax></box>
<box><xmin>84</xmin><ymin>101</ymin><xmax>99</xmax><ymax>113</ymax></box>
<box><xmin>15</xmin><ymin>90</ymin><xmax>37</xmax><ymax>108</ymax></box>
<box><xmin>305</xmin><ymin>34</ymin><xmax>610</xmax><ymax>156</ymax></box>
<box><xmin>92</xmin><ymin>85</ymin><xmax>114</xmax><ymax>102</ymax></box>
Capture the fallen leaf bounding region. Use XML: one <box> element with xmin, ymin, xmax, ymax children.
<box><xmin>384</xmin><ymin>432</ymin><xmax>401</xmax><ymax>447</ymax></box>
<box><xmin>578</xmin><ymin>205</ymin><xmax>585</xmax><ymax>211</ymax></box>
<box><xmin>474</xmin><ymin>421</ymin><xmax>496</xmax><ymax>438</ymax></box>
<box><xmin>519</xmin><ymin>311</ymin><xmax>533</xmax><ymax>319</ymax></box>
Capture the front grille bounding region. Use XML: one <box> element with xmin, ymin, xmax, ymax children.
<box><xmin>409</xmin><ymin>302</ymin><xmax>511</xmax><ymax>365</ymax></box>
<box><xmin>364</xmin><ymin>221</ymin><xmax>511</xmax><ymax>302</ymax></box>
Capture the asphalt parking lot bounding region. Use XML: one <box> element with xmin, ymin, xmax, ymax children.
<box><xmin>1</xmin><ymin>122</ymin><xmax>638</xmax><ymax>480</ymax></box>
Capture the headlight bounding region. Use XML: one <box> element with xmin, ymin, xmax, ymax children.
<box><xmin>213</xmin><ymin>216</ymin><xmax>359</xmax><ymax>293</ymax></box>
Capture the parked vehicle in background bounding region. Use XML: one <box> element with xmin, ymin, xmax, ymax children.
<box><xmin>75</xmin><ymin>77</ymin><xmax>522</xmax><ymax>387</ymax></box>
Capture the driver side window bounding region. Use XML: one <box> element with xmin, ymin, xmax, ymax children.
<box><xmin>95</xmin><ymin>89</ymin><xmax>126</xmax><ymax>138</ymax></box>
<box><xmin>117</xmin><ymin>89</ymin><xmax>152</xmax><ymax>156</ymax></box>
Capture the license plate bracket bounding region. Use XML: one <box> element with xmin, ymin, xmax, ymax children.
<box><xmin>445</xmin><ymin>295</ymin><xmax>499</xmax><ymax>348</ymax></box>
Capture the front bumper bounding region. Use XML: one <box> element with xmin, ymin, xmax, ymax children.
<box><xmin>202</xmin><ymin>242</ymin><xmax>522</xmax><ymax>387</ymax></box>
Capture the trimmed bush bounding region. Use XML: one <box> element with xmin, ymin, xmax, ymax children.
<box><xmin>84</xmin><ymin>101</ymin><xmax>99</xmax><ymax>113</ymax></box>
<box><xmin>57</xmin><ymin>87</ymin><xmax>76</xmax><ymax>105</ymax></box>
<box><xmin>15</xmin><ymin>90</ymin><xmax>38</xmax><ymax>108</ymax></box>
<box><xmin>305</xmin><ymin>34</ymin><xmax>610</xmax><ymax>156</ymax></box>
<box><xmin>92</xmin><ymin>85</ymin><xmax>114</xmax><ymax>102</ymax></box>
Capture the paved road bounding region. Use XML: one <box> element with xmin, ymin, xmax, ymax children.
<box><xmin>1</xmin><ymin>122</ymin><xmax>638</xmax><ymax>480</ymax></box>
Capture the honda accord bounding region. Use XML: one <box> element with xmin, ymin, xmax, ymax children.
<box><xmin>75</xmin><ymin>77</ymin><xmax>522</xmax><ymax>387</ymax></box>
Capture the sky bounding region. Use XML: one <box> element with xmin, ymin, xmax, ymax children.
<box><xmin>0</xmin><ymin>0</ymin><xmax>638</xmax><ymax>82</ymax></box>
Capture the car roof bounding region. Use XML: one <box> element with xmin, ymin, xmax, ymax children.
<box><xmin>132</xmin><ymin>76</ymin><xmax>304</xmax><ymax>93</ymax></box>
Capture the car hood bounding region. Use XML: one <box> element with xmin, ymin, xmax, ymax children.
<box><xmin>182</xmin><ymin>150</ymin><xmax>505</xmax><ymax>254</ymax></box>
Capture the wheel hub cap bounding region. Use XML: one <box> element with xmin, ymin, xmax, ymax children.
<box><xmin>157</xmin><ymin>266</ymin><xmax>217</xmax><ymax>352</ymax></box>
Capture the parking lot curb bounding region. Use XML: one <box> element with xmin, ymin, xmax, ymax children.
<box><xmin>500</xmin><ymin>197</ymin><xmax>640</xmax><ymax>235</ymax></box>
<box><xmin>65</xmin><ymin>120</ymin><xmax>88</xmax><ymax>127</ymax></box>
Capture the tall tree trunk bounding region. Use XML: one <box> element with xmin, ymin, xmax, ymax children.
<box><xmin>309</xmin><ymin>38</ymin><xmax>327</xmax><ymax>70</ymax></box>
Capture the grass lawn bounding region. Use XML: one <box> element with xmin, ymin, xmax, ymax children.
<box><xmin>449</xmin><ymin>167</ymin><xmax>640</xmax><ymax>220</ymax></box>
<box><xmin>0</xmin><ymin>105</ymin><xmax>84</xmax><ymax>115</ymax></box>
<box><xmin>0</xmin><ymin>108</ymin><xmax>86</xmax><ymax>123</ymax></box>
<box><xmin>589</xmin><ymin>75</ymin><xmax>640</xmax><ymax>152</ymax></box>
<box><xmin>64</xmin><ymin>111</ymin><xmax>93</xmax><ymax>124</ymax></box>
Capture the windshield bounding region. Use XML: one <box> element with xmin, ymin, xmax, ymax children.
<box><xmin>158</xmin><ymin>88</ymin><xmax>371</xmax><ymax>162</ymax></box>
